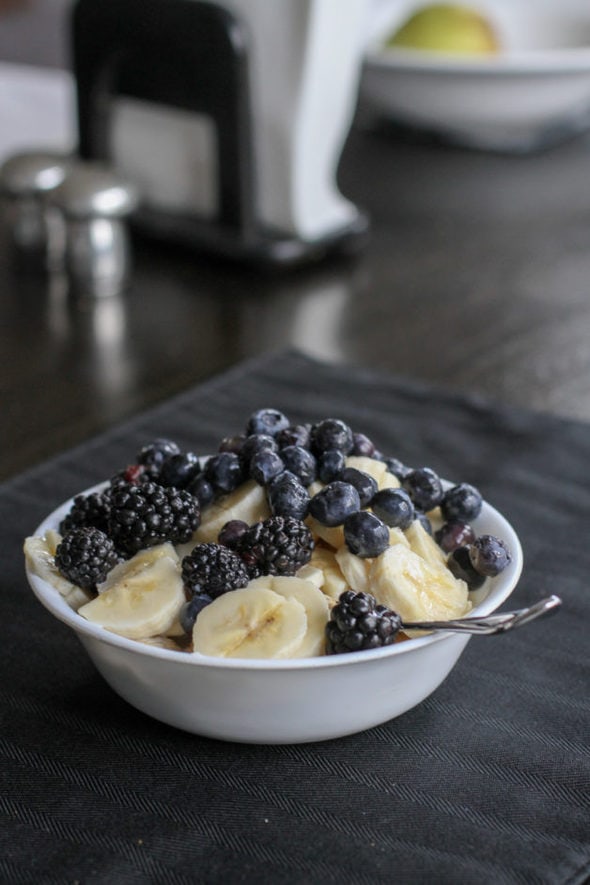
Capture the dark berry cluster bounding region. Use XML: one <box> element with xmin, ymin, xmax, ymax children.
<box><xmin>237</xmin><ymin>515</ymin><xmax>314</xmax><ymax>578</ymax></box>
<box><xmin>326</xmin><ymin>591</ymin><xmax>402</xmax><ymax>654</ymax></box>
<box><xmin>53</xmin><ymin>407</ymin><xmax>512</xmax><ymax>621</ymax></box>
<box><xmin>54</xmin><ymin>527</ymin><xmax>121</xmax><ymax>591</ymax></box>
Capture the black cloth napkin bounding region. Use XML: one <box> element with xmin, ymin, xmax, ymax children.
<box><xmin>1</xmin><ymin>350</ymin><xmax>589</xmax><ymax>885</ymax></box>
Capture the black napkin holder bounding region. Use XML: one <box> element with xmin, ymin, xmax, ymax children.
<box><xmin>71</xmin><ymin>0</ymin><xmax>368</xmax><ymax>267</ymax></box>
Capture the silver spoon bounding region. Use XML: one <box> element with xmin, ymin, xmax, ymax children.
<box><xmin>402</xmin><ymin>595</ymin><xmax>562</xmax><ymax>635</ymax></box>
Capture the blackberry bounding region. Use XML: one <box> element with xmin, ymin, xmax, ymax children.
<box><xmin>54</xmin><ymin>527</ymin><xmax>120</xmax><ymax>591</ymax></box>
<box><xmin>238</xmin><ymin>516</ymin><xmax>314</xmax><ymax>578</ymax></box>
<box><xmin>182</xmin><ymin>543</ymin><xmax>249</xmax><ymax>600</ymax></box>
<box><xmin>325</xmin><ymin>590</ymin><xmax>402</xmax><ymax>654</ymax></box>
<box><xmin>108</xmin><ymin>481</ymin><xmax>200</xmax><ymax>556</ymax></box>
<box><xmin>59</xmin><ymin>491</ymin><xmax>110</xmax><ymax>534</ymax></box>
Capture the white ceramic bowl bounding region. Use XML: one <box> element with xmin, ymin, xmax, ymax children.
<box><xmin>360</xmin><ymin>0</ymin><xmax>590</xmax><ymax>151</ymax></box>
<box><xmin>26</xmin><ymin>486</ymin><xmax>522</xmax><ymax>744</ymax></box>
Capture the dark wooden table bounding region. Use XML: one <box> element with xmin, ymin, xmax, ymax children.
<box><xmin>2</xmin><ymin>117</ymin><xmax>590</xmax><ymax>482</ymax></box>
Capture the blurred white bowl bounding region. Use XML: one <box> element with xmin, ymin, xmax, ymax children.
<box><xmin>360</xmin><ymin>0</ymin><xmax>590</xmax><ymax>150</ymax></box>
<box><xmin>26</xmin><ymin>486</ymin><xmax>523</xmax><ymax>744</ymax></box>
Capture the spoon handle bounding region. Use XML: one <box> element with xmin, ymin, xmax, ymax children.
<box><xmin>403</xmin><ymin>595</ymin><xmax>562</xmax><ymax>635</ymax></box>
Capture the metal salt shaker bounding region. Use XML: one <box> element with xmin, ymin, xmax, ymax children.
<box><xmin>50</xmin><ymin>163</ymin><xmax>139</xmax><ymax>297</ymax></box>
<box><xmin>0</xmin><ymin>151</ymin><xmax>70</xmax><ymax>258</ymax></box>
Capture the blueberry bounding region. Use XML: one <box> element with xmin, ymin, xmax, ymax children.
<box><xmin>308</xmin><ymin>481</ymin><xmax>361</xmax><ymax>527</ymax></box>
<box><xmin>469</xmin><ymin>535</ymin><xmax>511</xmax><ymax>577</ymax></box>
<box><xmin>246</xmin><ymin>409</ymin><xmax>290</xmax><ymax>437</ymax></box>
<box><xmin>218</xmin><ymin>519</ymin><xmax>249</xmax><ymax>549</ymax></box>
<box><xmin>158</xmin><ymin>452</ymin><xmax>201</xmax><ymax>488</ymax></box>
<box><xmin>179</xmin><ymin>595</ymin><xmax>212</xmax><ymax>633</ymax></box>
<box><xmin>218</xmin><ymin>434</ymin><xmax>246</xmax><ymax>454</ymax></box>
<box><xmin>435</xmin><ymin>521</ymin><xmax>476</xmax><ymax>554</ymax></box>
<box><xmin>280</xmin><ymin>445</ymin><xmax>317</xmax><ymax>486</ymax></box>
<box><xmin>317</xmin><ymin>449</ymin><xmax>347</xmax><ymax>483</ymax></box>
<box><xmin>351</xmin><ymin>432</ymin><xmax>377</xmax><ymax>457</ymax></box>
<box><xmin>441</xmin><ymin>483</ymin><xmax>483</xmax><ymax>523</ymax></box>
<box><xmin>277</xmin><ymin>424</ymin><xmax>311</xmax><ymax>450</ymax></box>
<box><xmin>186</xmin><ymin>474</ymin><xmax>215</xmax><ymax>508</ymax></box>
<box><xmin>370</xmin><ymin>487</ymin><xmax>415</xmax><ymax>530</ymax></box>
<box><xmin>343</xmin><ymin>511</ymin><xmax>390</xmax><ymax>558</ymax></box>
<box><xmin>267</xmin><ymin>471</ymin><xmax>310</xmax><ymax>520</ymax></box>
<box><xmin>447</xmin><ymin>545</ymin><xmax>486</xmax><ymax>589</ymax></box>
<box><xmin>204</xmin><ymin>452</ymin><xmax>244</xmax><ymax>494</ymax></box>
<box><xmin>249</xmin><ymin>449</ymin><xmax>285</xmax><ymax>485</ymax></box>
<box><xmin>310</xmin><ymin>419</ymin><xmax>354</xmax><ymax>455</ymax></box>
<box><xmin>137</xmin><ymin>438</ymin><xmax>181</xmax><ymax>470</ymax></box>
<box><xmin>384</xmin><ymin>457</ymin><xmax>411</xmax><ymax>481</ymax></box>
<box><xmin>338</xmin><ymin>467</ymin><xmax>377</xmax><ymax>508</ymax></box>
<box><xmin>402</xmin><ymin>467</ymin><xmax>444</xmax><ymax>512</ymax></box>
<box><xmin>415</xmin><ymin>511</ymin><xmax>433</xmax><ymax>535</ymax></box>
<box><xmin>238</xmin><ymin>434</ymin><xmax>278</xmax><ymax>469</ymax></box>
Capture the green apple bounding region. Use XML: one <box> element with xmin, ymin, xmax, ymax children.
<box><xmin>386</xmin><ymin>4</ymin><xmax>499</xmax><ymax>55</ymax></box>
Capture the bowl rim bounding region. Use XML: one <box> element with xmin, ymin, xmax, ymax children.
<box><xmin>26</xmin><ymin>481</ymin><xmax>523</xmax><ymax>673</ymax></box>
<box><xmin>365</xmin><ymin>44</ymin><xmax>590</xmax><ymax>77</ymax></box>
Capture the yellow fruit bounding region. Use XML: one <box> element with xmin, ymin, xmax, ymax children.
<box><xmin>386</xmin><ymin>4</ymin><xmax>499</xmax><ymax>55</ymax></box>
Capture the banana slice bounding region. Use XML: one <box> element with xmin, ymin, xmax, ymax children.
<box><xmin>295</xmin><ymin>563</ymin><xmax>325</xmax><ymax>588</ymax></box>
<box><xmin>98</xmin><ymin>542</ymin><xmax>179</xmax><ymax>592</ymax></box>
<box><xmin>309</xmin><ymin>545</ymin><xmax>349</xmax><ymax>599</ymax></box>
<box><xmin>270</xmin><ymin>576</ymin><xmax>330</xmax><ymax>657</ymax></box>
<box><xmin>388</xmin><ymin>527</ymin><xmax>411</xmax><ymax>548</ymax></box>
<box><xmin>192</xmin><ymin>584</ymin><xmax>307</xmax><ymax>659</ymax></box>
<box><xmin>369</xmin><ymin>544</ymin><xmax>471</xmax><ymax>624</ymax></box>
<box><xmin>25</xmin><ymin>534</ymin><xmax>85</xmax><ymax>600</ymax></box>
<box><xmin>305</xmin><ymin>515</ymin><xmax>345</xmax><ymax>550</ymax></box>
<box><xmin>404</xmin><ymin>519</ymin><xmax>447</xmax><ymax>568</ymax></box>
<box><xmin>186</xmin><ymin>480</ymin><xmax>271</xmax><ymax>547</ymax></box>
<box><xmin>335</xmin><ymin>546</ymin><xmax>372</xmax><ymax>593</ymax></box>
<box><xmin>345</xmin><ymin>456</ymin><xmax>401</xmax><ymax>490</ymax></box>
<box><xmin>79</xmin><ymin>545</ymin><xmax>185</xmax><ymax>639</ymax></box>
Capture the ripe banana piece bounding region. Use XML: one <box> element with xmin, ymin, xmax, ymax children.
<box><xmin>79</xmin><ymin>544</ymin><xmax>185</xmax><ymax>639</ymax></box>
<box><xmin>369</xmin><ymin>544</ymin><xmax>471</xmax><ymax>624</ymax></box>
<box><xmin>309</xmin><ymin>545</ymin><xmax>348</xmax><ymax>599</ymax></box>
<box><xmin>24</xmin><ymin>532</ymin><xmax>94</xmax><ymax>610</ymax></box>
<box><xmin>192</xmin><ymin>584</ymin><xmax>308</xmax><ymax>659</ymax></box>
<box><xmin>305</xmin><ymin>515</ymin><xmax>345</xmax><ymax>550</ymax></box>
<box><xmin>187</xmin><ymin>479</ymin><xmax>271</xmax><ymax>547</ymax></box>
<box><xmin>270</xmin><ymin>576</ymin><xmax>330</xmax><ymax>657</ymax></box>
<box><xmin>404</xmin><ymin>520</ymin><xmax>447</xmax><ymax>568</ymax></box>
<box><xmin>335</xmin><ymin>546</ymin><xmax>372</xmax><ymax>593</ymax></box>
